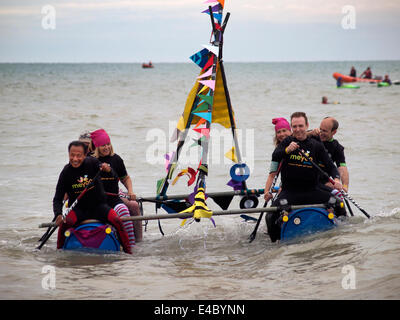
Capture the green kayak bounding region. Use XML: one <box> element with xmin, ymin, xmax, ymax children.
<box><xmin>337</xmin><ymin>84</ymin><xmax>360</xmax><ymax>89</ymax></box>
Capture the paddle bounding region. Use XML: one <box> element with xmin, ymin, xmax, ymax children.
<box><xmin>36</xmin><ymin>169</ymin><xmax>102</xmax><ymax>250</ymax></box>
<box><xmin>36</xmin><ymin>225</ymin><xmax>58</xmax><ymax>250</ymax></box>
<box><xmin>39</xmin><ymin>203</ymin><xmax>328</xmax><ymax>228</ymax></box>
<box><xmin>297</xmin><ymin>149</ymin><xmax>370</xmax><ymax>219</ymax></box>
<box><xmin>38</xmin><ymin>215</ymin><xmax>56</xmax><ymax>242</ymax></box>
<box><xmin>248</xmin><ymin>201</ymin><xmax>268</xmax><ymax>243</ymax></box>
<box><xmin>344</xmin><ymin>198</ymin><xmax>354</xmax><ymax>217</ymax></box>
<box><xmin>248</xmin><ymin>162</ymin><xmax>283</xmax><ymax>243</ymax></box>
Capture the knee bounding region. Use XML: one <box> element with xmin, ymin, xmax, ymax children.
<box><xmin>107</xmin><ymin>209</ymin><xmax>122</xmax><ymax>225</ymax></box>
<box><xmin>126</xmin><ymin>200</ymin><xmax>140</xmax><ymax>216</ymax></box>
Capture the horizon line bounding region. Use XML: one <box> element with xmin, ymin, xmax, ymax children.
<box><xmin>1</xmin><ymin>58</ymin><xmax>399</xmax><ymax>64</ymax></box>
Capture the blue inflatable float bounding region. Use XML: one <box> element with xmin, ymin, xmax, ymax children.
<box><xmin>280</xmin><ymin>207</ymin><xmax>337</xmax><ymax>242</ymax></box>
<box><xmin>63</xmin><ymin>222</ymin><xmax>121</xmax><ymax>252</ymax></box>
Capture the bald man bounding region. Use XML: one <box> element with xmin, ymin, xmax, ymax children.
<box><xmin>310</xmin><ymin>117</ymin><xmax>349</xmax><ymax>192</ymax></box>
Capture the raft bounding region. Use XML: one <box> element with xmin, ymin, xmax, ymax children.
<box><xmin>280</xmin><ymin>207</ymin><xmax>337</xmax><ymax>242</ymax></box>
<box><xmin>63</xmin><ymin>221</ymin><xmax>121</xmax><ymax>252</ymax></box>
<box><xmin>333</xmin><ymin>72</ymin><xmax>381</xmax><ymax>83</ymax></box>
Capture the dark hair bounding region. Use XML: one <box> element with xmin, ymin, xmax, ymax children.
<box><xmin>68</xmin><ymin>140</ymin><xmax>88</xmax><ymax>154</ymax></box>
<box><xmin>324</xmin><ymin>116</ymin><xmax>339</xmax><ymax>131</ymax></box>
<box><xmin>290</xmin><ymin>112</ymin><xmax>308</xmax><ymax>125</ymax></box>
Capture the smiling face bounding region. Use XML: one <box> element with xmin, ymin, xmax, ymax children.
<box><xmin>276</xmin><ymin>128</ymin><xmax>291</xmax><ymax>143</ymax></box>
<box><xmin>319</xmin><ymin>118</ymin><xmax>336</xmax><ymax>142</ymax></box>
<box><xmin>98</xmin><ymin>143</ymin><xmax>112</xmax><ymax>157</ymax></box>
<box><xmin>291</xmin><ymin>116</ymin><xmax>308</xmax><ymax>141</ymax></box>
<box><xmin>69</xmin><ymin>145</ymin><xmax>86</xmax><ymax>168</ymax></box>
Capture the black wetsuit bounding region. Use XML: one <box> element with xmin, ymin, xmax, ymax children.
<box><xmin>98</xmin><ymin>154</ymin><xmax>129</xmax><ymax>208</ymax></box>
<box><xmin>312</xmin><ymin>136</ymin><xmax>346</xmax><ymax>184</ymax></box>
<box><xmin>266</xmin><ymin>136</ymin><xmax>342</xmax><ymax>242</ymax></box>
<box><xmin>52</xmin><ymin>156</ymin><xmax>116</xmax><ymax>222</ymax></box>
<box><xmin>52</xmin><ymin>156</ymin><xmax>132</xmax><ymax>253</ymax></box>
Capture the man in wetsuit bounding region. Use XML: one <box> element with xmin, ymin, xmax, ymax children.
<box><xmin>309</xmin><ymin>117</ymin><xmax>349</xmax><ymax>192</ymax></box>
<box><xmin>264</xmin><ymin>112</ymin><xmax>344</xmax><ymax>242</ymax></box>
<box><xmin>53</xmin><ymin>140</ymin><xmax>132</xmax><ymax>254</ymax></box>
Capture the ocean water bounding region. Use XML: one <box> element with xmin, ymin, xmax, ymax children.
<box><xmin>0</xmin><ymin>61</ymin><xmax>400</xmax><ymax>300</ymax></box>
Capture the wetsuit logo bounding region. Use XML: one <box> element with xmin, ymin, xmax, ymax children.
<box><xmin>72</xmin><ymin>175</ymin><xmax>92</xmax><ymax>189</ymax></box>
<box><xmin>289</xmin><ymin>150</ymin><xmax>312</xmax><ymax>165</ymax></box>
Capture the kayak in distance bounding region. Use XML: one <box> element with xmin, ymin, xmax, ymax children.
<box><xmin>142</xmin><ymin>61</ymin><xmax>154</xmax><ymax>69</ymax></box>
<box><xmin>333</xmin><ymin>72</ymin><xmax>381</xmax><ymax>83</ymax></box>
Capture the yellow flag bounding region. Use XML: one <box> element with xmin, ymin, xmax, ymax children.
<box><xmin>224</xmin><ymin>146</ymin><xmax>238</xmax><ymax>163</ymax></box>
<box><xmin>176</xmin><ymin>115</ymin><xmax>185</xmax><ymax>132</ymax></box>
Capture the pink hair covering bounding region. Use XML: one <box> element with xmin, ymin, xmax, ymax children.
<box><xmin>91</xmin><ymin>129</ymin><xmax>111</xmax><ymax>148</ymax></box>
<box><xmin>272</xmin><ymin>117</ymin><xmax>291</xmax><ymax>132</ymax></box>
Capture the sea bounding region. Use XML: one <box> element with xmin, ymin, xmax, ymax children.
<box><xmin>0</xmin><ymin>61</ymin><xmax>399</xmax><ymax>303</ymax></box>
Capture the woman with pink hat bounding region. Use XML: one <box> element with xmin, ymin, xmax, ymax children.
<box><xmin>263</xmin><ymin>117</ymin><xmax>292</xmax><ymax>205</ymax></box>
<box><xmin>91</xmin><ymin>128</ymin><xmax>142</xmax><ymax>249</ymax></box>
<box><xmin>272</xmin><ymin>117</ymin><xmax>292</xmax><ymax>146</ymax></box>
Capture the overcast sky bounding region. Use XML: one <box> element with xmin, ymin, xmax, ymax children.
<box><xmin>1</xmin><ymin>0</ymin><xmax>399</xmax><ymax>62</ymax></box>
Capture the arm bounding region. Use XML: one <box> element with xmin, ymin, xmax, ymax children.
<box><xmin>317</xmin><ymin>144</ymin><xmax>342</xmax><ymax>190</ymax></box>
<box><xmin>335</xmin><ymin>144</ymin><xmax>349</xmax><ymax>191</ymax></box>
<box><xmin>306</xmin><ymin>128</ymin><xmax>320</xmax><ymax>138</ymax></box>
<box><xmin>338</xmin><ymin>166</ymin><xmax>349</xmax><ymax>192</ymax></box>
<box><xmin>272</xmin><ymin>136</ymin><xmax>293</xmax><ymax>159</ymax></box>
<box><xmin>264</xmin><ymin>159</ymin><xmax>284</xmax><ymax>201</ymax></box>
<box><xmin>53</xmin><ymin>169</ymin><xmax>67</xmax><ymax>225</ymax></box>
<box><xmin>264</xmin><ymin>171</ymin><xmax>277</xmax><ymax>202</ymax></box>
<box><xmin>121</xmin><ymin>175</ymin><xmax>136</xmax><ymax>200</ymax></box>
<box><xmin>113</xmin><ymin>154</ymin><xmax>136</xmax><ymax>200</ymax></box>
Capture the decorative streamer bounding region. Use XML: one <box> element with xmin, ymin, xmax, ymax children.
<box><xmin>193</xmin><ymin>127</ymin><xmax>211</xmax><ymax>138</ymax></box>
<box><xmin>179</xmin><ymin>187</ymin><xmax>213</xmax><ymax>220</ymax></box>
<box><xmin>198</xmin><ymin>79</ymin><xmax>216</xmax><ymax>91</ymax></box>
<box><xmin>197</xmin><ymin>67</ymin><xmax>213</xmax><ymax>79</ymax></box>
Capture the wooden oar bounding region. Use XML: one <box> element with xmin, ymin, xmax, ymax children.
<box><xmin>38</xmin><ymin>203</ymin><xmax>327</xmax><ymax>228</ymax></box>
<box><xmin>298</xmin><ymin>149</ymin><xmax>370</xmax><ymax>219</ymax></box>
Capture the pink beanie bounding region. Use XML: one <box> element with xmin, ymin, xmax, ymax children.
<box><xmin>272</xmin><ymin>117</ymin><xmax>291</xmax><ymax>132</ymax></box>
<box><xmin>91</xmin><ymin>129</ymin><xmax>111</xmax><ymax>148</ymax></box>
